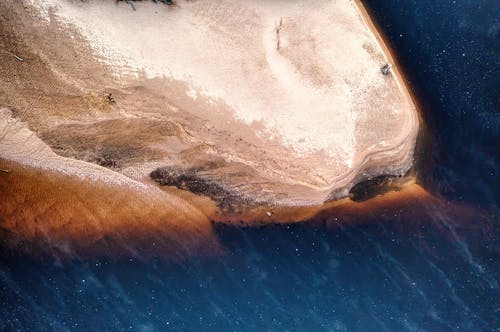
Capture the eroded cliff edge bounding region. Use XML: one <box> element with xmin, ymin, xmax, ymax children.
<box><xmin>0</xmin><ymin>0</ymin><xmax>419</xmax><ymax>256</ymax></box>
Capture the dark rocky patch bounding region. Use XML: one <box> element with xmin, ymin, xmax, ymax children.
<box><xmin>150</xmin><ymin>166</ymin><xmax>251</xmax><ymax>212</ymax></box>
<box><xmin>348</xmin><ymin>175</ymin><xmax>404</xmax><ymax>202</ymax></box>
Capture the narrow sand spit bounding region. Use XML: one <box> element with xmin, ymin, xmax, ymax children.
<box><xmin>0</xmin><ymin>0</ymin><xmax>419</xmax><ymax>256</ymax></box>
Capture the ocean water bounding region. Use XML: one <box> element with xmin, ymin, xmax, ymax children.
<box><xmin>364</xmin><ymin>0</ymin><xmax>499</xmax><ymax>208</ymax></box>
<box><xmin>1</xmin><ymin>1</ymin><xmax>498</xmax><ymax>331</ymax></box>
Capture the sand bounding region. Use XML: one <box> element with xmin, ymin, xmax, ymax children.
<box><xmin>0</xmin><ymin>0</ymin><xmax>420</xmax><ymax>256</ymax></box>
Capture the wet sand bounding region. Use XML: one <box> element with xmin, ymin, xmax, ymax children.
<box><xmin>0</xmin><ymin>0</ymin><xmax>421</xmax><ymax>258</ymax></box>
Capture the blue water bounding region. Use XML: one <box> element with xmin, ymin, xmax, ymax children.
<box><xmin>364</xmin><ymin>0</ymin><xmax>499</xmax><ymax>208</ymax></box>
<box><xmin>1</xmin><ymin>1</ymin><xmax>499</xmax><ymax>331</ymax></box>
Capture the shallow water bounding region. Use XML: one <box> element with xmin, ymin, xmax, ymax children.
<box><xmin>1</xmin><ymin>0</ymin><xmax>499</xmax><ymax>331</ymax></box>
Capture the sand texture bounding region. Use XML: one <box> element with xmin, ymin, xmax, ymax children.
<box><xmin>0</xmin><ymin>0</ymin><xmax>419</xmax><ymax>255</ymax></box>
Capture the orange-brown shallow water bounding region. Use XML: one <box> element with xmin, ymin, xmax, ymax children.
<box><xmin>4</xmin><ymin>152</ymin><xmax>488</xmax><ymax>260</ymax></box>
<box><xmin>0</xmin><ymin>159</ymin><xmax>222</xmax><ymax>259</ymax></box>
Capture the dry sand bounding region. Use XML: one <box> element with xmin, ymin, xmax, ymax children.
<box><xmin>0</xmin><ymin>0</ymin><xmax>420</xmax><ymax>257</ymax></box>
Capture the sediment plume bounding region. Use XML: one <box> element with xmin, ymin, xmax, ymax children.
<box><xmin>0</xmin><ymin>157</ymin><xmax>220</xmax><ymax>259</ymax></box>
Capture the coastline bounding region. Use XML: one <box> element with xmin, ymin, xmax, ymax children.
<box><xmin>0</xmin><ymin>0</ymin><xmax>423</xmax><ymax>258</ymax></box>
<box><xmin>353</xmin><ymin>0</ymin><xmax>421</xmax><ymax>126</ymax></box>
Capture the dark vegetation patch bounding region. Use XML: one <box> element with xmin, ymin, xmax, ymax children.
<box><xmin>348</xmin><ymin>175</ymin><xmax>405</xmax><ymax>202</ymax></box>
<box><xmin>150</xmin><ymin>166</ymin><xmax>252</xmax><ymax>212</ymax></box>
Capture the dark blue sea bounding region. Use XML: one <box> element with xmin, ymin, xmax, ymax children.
<box><xmin>1</xmin><ymin>1</ymin><xmax>498</xmax><ymax>331</ymax></box>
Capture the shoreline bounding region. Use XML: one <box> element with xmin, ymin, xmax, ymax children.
<box><xmin>0</xmin><ymin>0</ymin><xmax>424</xmax><ymax>258</ymax></box>
<box><xmin>353</xmin><ymin>0</ymin><xmax>434</xmax><ymax>193</ymax></box>
<box><xmin>353</xmin><ymin>0</ymin><xmax>421</xmax><ymax>125</ymax></box>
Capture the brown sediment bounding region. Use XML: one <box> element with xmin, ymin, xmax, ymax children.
<box><xmin>311</xmin><ymin>181</ymin><xmax>434</xmax><ymax>227</ymax></box>
<box><xmin>315</xmin><ymin>182</ymin><xmax>497</xmax><ymax>246</ymax></box>
<box><xmin>207</xmin><ymin>176</ymin><xmax>417</xmax><ymax>226</ymax></box>
<box><xmin>0</xmin><ymin>159</ymin><xmax>221</xmax><ymax>259</ymax></box>
<box><xmin>210</xmin><ymin>179</ymin><xmax>495</xmax><ymax>248</ymax></box>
